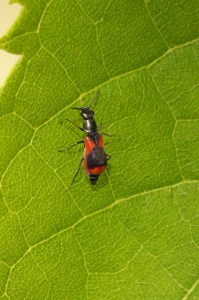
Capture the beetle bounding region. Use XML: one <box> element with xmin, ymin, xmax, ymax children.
<box><xmin>65</xmin><ymin>91</ymin><xmax>111</xmax><ymax>187</ymax></box>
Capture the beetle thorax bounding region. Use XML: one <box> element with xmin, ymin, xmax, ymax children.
<box><xmin>83</xmin><ymin>119</ymin><xmax>97</xmax><ymax>133</ymax></box>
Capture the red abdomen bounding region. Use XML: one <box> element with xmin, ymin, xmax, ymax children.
<box><xmin>84</xmin><ymin>134</ymin><xmax>107</xmax><ymax>184</ymax></box>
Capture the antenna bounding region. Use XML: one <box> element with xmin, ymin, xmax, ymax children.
<box><xmin>89</xmin><ymin>90</ymin><xmax>100</xmax><ymax>109</ymax></box>
<box><xmin>71</xmin><ymin>90</ymin><xmax>100</xmax><ymax>110</ymax></box>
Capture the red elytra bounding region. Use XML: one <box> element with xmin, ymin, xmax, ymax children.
<box><xmin>84</xmin><ymin>134</ymin><xmax>107</xmax><ymax>182</ymax></box>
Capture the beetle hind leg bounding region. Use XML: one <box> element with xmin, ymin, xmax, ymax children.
<box><xmin>68</xmin><ymin>157</ymin><xmax>84</xmax><ymax>189</ymax></box>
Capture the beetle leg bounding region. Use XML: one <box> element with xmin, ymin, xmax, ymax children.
<box><xmin>58</xmin><ymin>141</ymin><xmax>84</xmax><ymax>153</ymax></box>
<box><xmin>97</xmin><ymin>125</ymin><xmax>112</xmax><ymax>137</ymax></box>
<box><xmin>66</xmin><ymin>118</ymin><xmax>85</xmax><ymax>132</ymax></box>
<box><xmin>68</xmin><ymin>140</ymin><xmax>84</xmax><ymax>151</ymax></box>
<box><xmin>68</xmin><ymin>157</ymin><xmax>84</xmax><ymax>188</ymax></box>
<box><xmin>102</xmin><ymin>132</ymin><xmax>113</xmax><ymax>137</ymax></box>
<box><xmin>58</xmin><ymin>147</ymin><xmax>67</xmax><ymax>153</ymax></box>
<box><xmin>105</xmin><ymin>153</ymin><xmax>111</xmax><ymax>160</ymax></box>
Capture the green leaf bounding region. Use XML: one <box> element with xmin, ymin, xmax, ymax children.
<box><xmin>0</xmin><ymin>0</ymin><xmax>199</xmax><ymax>299</ymax></box>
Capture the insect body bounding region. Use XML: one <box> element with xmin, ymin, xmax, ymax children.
<box><xmin>84</xmin><ymin>133</ymin><xmax>107</xmax><ymax>184</ymax></box>
<box><xmin>66</xmin><ymin>93</ymin><xmax>110</xmax><ymax>187</ymax></box>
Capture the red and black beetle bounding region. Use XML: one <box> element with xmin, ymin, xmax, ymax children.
<box><xmin>65</xmin><ymin>91</ymin><xmax>111</xmax><ymax>187</ymax></box>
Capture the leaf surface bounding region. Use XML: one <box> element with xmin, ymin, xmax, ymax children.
<box><xmin>0</xmin><ymin>0</ymin><xmax>199</xmax><ymax>299</ymax></box>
